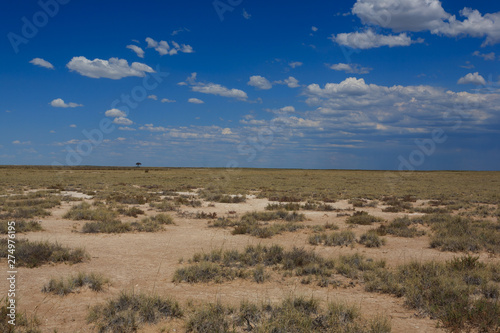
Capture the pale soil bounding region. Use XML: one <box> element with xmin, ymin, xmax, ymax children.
<box><xmin>1</xmin><ymin>192</ymin><xmax>498</xmax><ymax>333</ymax></box>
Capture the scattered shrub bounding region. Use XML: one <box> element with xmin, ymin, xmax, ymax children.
<box><xmin>0</xmin><ymin>239</ymin><xmax>88</xmax><ymax>268</ymax></box>
<box><xmin>376</xmin><ymin>216</ymin><xmax>425</xmax><ymax>238</ymax></box>
<box><xmin>42</xmin><ymin>272</ymin><xmax>109</xmax><ymax>295</ymax></box>
<box><xmin>0</xmin><ymin>220</ymin><xmax>42</xmax><ymax>234</ymax></box>
<box><xmin>309</xmin><ymin>231</ymin><xmax>356</xmax><ymax>247</ymax></box>
<box><xmin>346</xmin><ymin>211</ymin><xmax>383</xmax><ymax>225</ymax></box>
<box><xmin>88</xmin><ymin>292</ymin><xmax>182</xmax><ymax>332</ymax></box>
<box><xmin>359</xmin><ymin>231</ymin><xmax>386</xmax><ymax>248</ymax></box>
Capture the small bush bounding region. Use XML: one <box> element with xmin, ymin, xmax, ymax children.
<box><xmin>364</xmin><ymin>256</ymin><xmax>500</xmax><ymax>332</ymax></box>
<box><xmin>376</xmin><ymin>216</ymin><xmax>425</xmax><ymax>238</ymax></box>
<box><xmin>0</xmin><ymin>220</ymin><xmax>42</xmax><ymax>234</ymax></box>
<box><xmin>42</xmin><ymin>272</ymin><xmax>109</xmax><ymax>295</ymax></box>
<box><xmin>118</xmin><ymin>206</ymin><xmax>145</xmax><ymax>217</ymax></box>
<box><xmin>186</xmin><ymin>302</ymin><xmax>231</xmax><ymax>333</ymax></box>
<box><xmin>88</xmin><ymin>291</ymin><xmax>182</xmax><ymax>332</ymax></box>
<box><xmin>173</xmin><ymin>261</ymin><xmax>238</xmax><ymax>283</ymax></box>
<box><xmin>424</xmin><ymin>214</ymin><xmax>500</xmax><ymax>253</ymax></box>
<box><xmin>64</xmin><ymin>202</ymin><xmax>117</xmax><ymax>222</ymax></box>
<box><xmin>82</xmin><ymin>220</ymin><xmax>132</xmax><ymax>233</ymax></box>
<box><xmin>309</xmin><ymin>231</ymin><xmax>356</xmax><ymax>247</ymax></box>
<box><xmin>0</xmin><ymin>239</ymin><xmax>88</xmax><ymax>268</ymax></box>
<box><xmin>359</xmin><ymin>231</ymin><xmax>386</xmax><ymax>248</ymax></box>
<box><xmin>150</xmin><ymin>200</ymin><xmax>179</xmax><ymax>212</ymax></box>
<box><xmin>346</xmin><ymin>211</ymin><xmax>383</xmax><ymax>225</ymax></box>
<box><xmin>266</xmin><ymin>202</ymin><xmax>301</xmax><ymax>211</ymax></box>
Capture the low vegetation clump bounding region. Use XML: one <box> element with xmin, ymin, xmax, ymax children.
<box><xmin>0</xmin><ymin>220</ymin><xmax>42</xmax><ymax>234</ymax></box>
<box><xmin>348</xmin><ymin>198</ymin><xmax>378</xmax><ymax>208</ymax></box>
<box><xmin>0</xmin><ymin>193</ymin><xmax>61</xmax><ymax>219</ymax></box>
<box><xmin>423</xmin><ymin>213</ymin><xmax>500</xmax><ymax>253</ymax></box>
<box><xmin>187</xmin><ymin>297</ymin><xmax>391</xmax><ymax>333</ymax></box>
<box><xmin>42</xmin><ymin>272</ymin><xmax>109</xmax><ymax>295</ymax></box>
<box><xmin>174</xmin><ymin>245</ymin><xmax>385</xmax><ymax>285</ymax></box>
<box><xmin>208</xmin><ymin>210</ymin><xmax>306</xmax><ymax>238</ymax></box>
<box><xmin>104</xmin><ymin>192</ymin><xmax>154</xmax><ymax>204</ymax></box>
<box><xmin>117</xmin><ymin>206</ymin><xmax>145</xmax><ymax>217</ymax></box>
<box><xmin>241</xmin><ymin>210</ymin><xmax>305</xmax><ymax>222</ymax></box>
<box><xmin>346</xmin><ymin>211</ymin><xmax>384</xmax><ymax>225</ymax></box>
<box><xmin>82</xmin><ymin>220</ymin><xmax>132</xmax><ymax>233</ymax></box>
<box><xmin>1</xmin><ymin>298</ymin><xmax>40</xmax><ymax>333</ymax></box>
<box><xmin>359</xmin><ymin>231</ymin><xmax>386</xmax><ymax>248</ymax></box>
<box><xmin>364</xmin><ymin>255</ymin><xmax>500</xmax><ymax>332</ymax></box>
<box><xmin>266</xmin><ymin>202</ymin><xmax>301</xmax><ymax>211</ymax></box>
<box><xmin>83</xmin><ymin>213</ymin><xmax>174</xmax><ymax>233</ymax></box>
<box><xmin>87</xmin><ymin>291</ymin><xmax>183</xmax><ymax>332</ymax></box>
<box><xmin>381</xmin><ymin>197</ymin><xmax>413</xmax><ymax>213</ymax></box>
<box><xmin>174</xmin><ymin>195</ymin><xmax>203</xmax><ymax>207</ymax></box>
<box><xmin>376</xmin><ymin>216</ymin><xmax>425</xmax><ymax>238</ymax></box>
<box><xmin>199</xmin><ymin>187</ymin><xmax>246</xmax><ymax>203</ymax></box>
<box><xmin>150</xmin><ymin>200</ymin><xmax>179</xmax><ymax>211</ymax></box>
<box><xmin>308</xmin><ymin>230</ymin><xmax>356</xmax><ymax>247</ymax></box>
<box><xmin>309</xmin><ymin>222</ymin><xmax>339</xmax><ymax>233</ymax></box>
<box><xmin>64</xmin><ymin>202</ymin><xmax>118</xmax><ymax>222</ymax></box>
<box><xmin>0</xmin><ymin>239</ymin><xmax>88</xmax><ymax>268</ymax></box>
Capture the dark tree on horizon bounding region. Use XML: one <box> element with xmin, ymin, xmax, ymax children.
<box><xmin>136</xmin><ymin>162</ymin><xmax>142</xmax><ymax>167</ymax></box>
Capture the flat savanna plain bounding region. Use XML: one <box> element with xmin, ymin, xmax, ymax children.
<box><xmin>0</xmin><ymin>166</ymin><xmax>499</xmax><ymax>332</ymax></box>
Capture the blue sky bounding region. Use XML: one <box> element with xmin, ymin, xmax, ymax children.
<box><xmin>1</xmin><ymin>0</ymin><xmax>499</xmax><ymax>170</ymax></box>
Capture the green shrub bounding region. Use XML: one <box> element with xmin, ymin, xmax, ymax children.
<box><xmin>364</xmin><ymin>256</ymin><xmax>500</xmax><ymax>332</ymax></box>
<box><xmin>88</xmin><ymin>291</ymin><xmax>182</xmax><ymax>332</ymax></box>
<box><xmin>376</xmin><ymin>216</ymin><xmax>425</xmax><ymax>238</ymax></box>
<box><xmin>424</xmin><ymin>214</ymin><xmax>500</xmax><ymax>253</ymax></box>
<box><xmin>309</xmin><ymin>231</ymin><xmax>356</xmax><ymax>247</ymax></box>
<box><xmin>82</xmin><ymin>220</ymin><xmax>132</xmax><ymax>233</ymax></box>
<box><xmin>186</xmin><ymin>302</ymin><xmax>232</xmax><ymax>333</ymax></box>
<box><xmin>0</xmin><ymin>239</ymin><xmax>88</xmax><ymax>268</ymax></box>
<box><xmin>64</xmin><ymin>202</ymin><xmax>117</xmax><ymax>222</ymax></box>
<box><xmin>359</xmin><ymin>231</ymin><xmax>386</xmax><ymax>248</ymax></box>
<box><xmin>346</xmin><ymin>211</ymin><xmax>383</xmax><ymax>225</ymax></box>
<box><xmin>0</xmin><ymin>220</ymin><xmax>42</xmax><ymax>234</ymax></box>
<box><xmin>42</xmin><ymin>272</ymin><xmax>109</xmax><ymax>295</ymax></box>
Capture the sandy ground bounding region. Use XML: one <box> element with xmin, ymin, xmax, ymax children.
<box><xmin>1</xmin><ymin>193</ymin><xmax>498</xmax><ymax>332</ymax></box>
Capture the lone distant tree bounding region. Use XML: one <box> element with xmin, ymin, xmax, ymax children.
<box><xmin>136</xmin><ymin>162</ymin><xmax>142</xmax><ymax>167</ymax></box>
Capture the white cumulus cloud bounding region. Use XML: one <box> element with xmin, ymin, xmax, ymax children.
<box><xmin>66</xmin><ymin>56</ymin><xmax>155</xmax><ymax>79</ymax></box>
<box><xmin>333</xmin><ymin>29</ymin><xmax>422</xmax><ymax>49</ymax></box>
<box><xmin>183</xmin><ymin>73</ymin><xmax>248</xmax><ymax>100</ymax></box>
<box><xmin>188</xmin><ymin>98</ymin><xmax>204</xmax><ymax>104</ymax></box>
<box><xmin>145</xmin><ymin>37</ymin><xmax>194</xmax><ymax>56</ymax></box>
<box><xmin>126</xmin><ymin>45</ymin><xmax>145</xmax><ymax>58</ymax></box>
<box><xmin>289</xmin><ymin>61</ymin><xmax>303</xmax><ymax>68</ymax></box>
<box><xmin>105</xmin><ymin>108</ymin><xmax>127</xmax><ymax>117</ymax></box>
<box><xmin>30</xmin><ymin>58</ymin><xmax>54</xmax><ymax>69</ymax></box>
<box><xmin>248</xmin><ymin>75</ymin><xmax>272</xmax><ymax>90</ymax></box>
<box><xmin>50</xmin><ymin>98</ymin><xmax>83</xmax><ymax>108</ymax></box>
<box><xmin>457</xmin><ymin>72</ymin><xmax>486</xmax><ymax>85</ymax></box>
<box><xmin>351</xmin><ymin>0</ymin><xmax>500</xmax><ymax>46</ymax></box>
<box><xmin>161</xmin><ymin>98</ymin><xmax>176</xmax><ymax>103</ymax></box>
<box><xmin>113</xmin><ymin>117</ymin><xmax>133</xmax><ymax>125</ymax></box>
<box><xmin>274</xmin><ymin>76</ymin><xmax>300</xmax><ymax>88</ymax></box>
<box><xmin>328</xmin><ymin>63</ymin><xmax>372</xmax><ymax>74</ymax></box>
